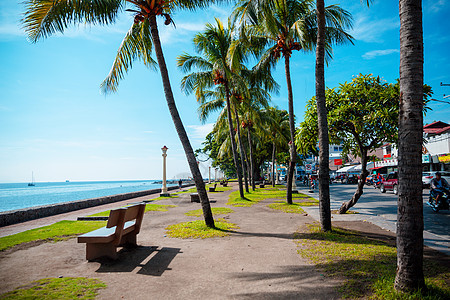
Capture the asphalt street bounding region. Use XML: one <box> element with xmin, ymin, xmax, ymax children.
<box><xmin>296</xmin><ymin>182</ymin><xmax>449</xmax><ymax>255</ymax></box>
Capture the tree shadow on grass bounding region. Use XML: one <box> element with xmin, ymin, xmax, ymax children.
<box><xmin>95</xmin><ymin>246</ymin><xmax>181</xmax><ymax>276</ymax></box>
<box><xmin>295</xmin><ymin>225</ymin><xmax>450</xmax><ymax>298</ymax></box>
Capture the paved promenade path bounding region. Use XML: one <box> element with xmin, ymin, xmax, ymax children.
<box><xmin>0</xmin><ymin>183</ymin><xmax>340</xmax><ymax>299</ymax></box>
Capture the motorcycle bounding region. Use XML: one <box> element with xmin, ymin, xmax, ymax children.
<box><xmin>427</xmin><ymin>189</ymin><xmax>450</xmax><ymax>212</ymax></box>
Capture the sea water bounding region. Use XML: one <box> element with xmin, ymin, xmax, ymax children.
<box><xmin>0</xmin><ymin>180</ymin><xmax>175</xmax><ymax>212</ymax></box>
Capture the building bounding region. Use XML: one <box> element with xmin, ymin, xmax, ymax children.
<box><xmin>423</xmin><ymin>121</ymin><xmax>450</xmax><ymax>171</ymax></box>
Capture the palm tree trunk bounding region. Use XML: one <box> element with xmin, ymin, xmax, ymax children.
<box><xmin>272</xmin><ymin>142</ymin><xmax>276</xmax><ymax>187</ymax></box>
<box><xmin>148</xmin><ymin>16</ymin><xmax>214</xmax><ymax>227</ymax></box>
<box><xmin>233</xmin><ymin>105</ymin><xmax>249</xmax><ymax>193</ymax></box>
<box><xmin>224</xmin><ymin>84</ymin><xmax>245</xmax><ymax>198</ymax></box>
<box><xmin>247</xmin><ymin>129</ymin><xmax>256</xmax><ymax>190</ymax></box>
<box><xmin>338</xmin><ymin>148</ymin><xmax>369</xmax><ymax>214</ymax></box>
<box><xmin>315</xmin><ymin>0</ymin><xmax>331</xmax><ymax>231</ymax></box>
<box><xmin>284</xmin><ymin>55</ymin><xmax>296</xmax><ymax>205</ymax></box>
<box><xmin>395</xmin><ymin>0</ymin><xmax>425</xmax><ymax>292</ymax></box>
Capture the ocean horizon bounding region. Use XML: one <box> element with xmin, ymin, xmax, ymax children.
<box><xmin>0</xmin><ymin>180</ymin><xmax>178</xmax><ymax>213</ymax></box>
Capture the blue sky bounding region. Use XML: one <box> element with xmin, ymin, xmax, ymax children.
<box><xmin>0</xmin><ymin>1</ymin><xmax>449</xmax><ymax>183</ymax></box>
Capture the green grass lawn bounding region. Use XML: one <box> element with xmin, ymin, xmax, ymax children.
<box><xmin>87</xmin><ymin>203</ymin><xmax>177</xmax><ymax>217</ymax></box>
<box><xmin>0</xmin><ymin>220</ymin><xmax>106</xmax><ymax>252</ymax></box>
<box><xmin>173</xmin><ymin>183</ymin><xmax>232</xmax><ymax>195</ymax></box>
<box><xmin>295</xmin><ymin>223</ymin><xmax>449</xmax><ymax>299</ymax></box>
<box><xmin>0</xmin><ymin>277</ymin><xmax>106</xmax><ymax>299</ymax></box>
<box><xmin>267</xmin><ymin>201</ymin><xmax>306</xmax><ymax>214</ymax></box>
<box><xmin>165</xmin><ymin>219</ymin><xmax>238</xmax><ymax>239</ymax></box>
<box><xmin>227</xmin><ymin>186</ymin><xmax>318</xmax><ymax>207</ymax></box>
<box><xmin>185</xmin><ymin>207</ymin><xmax>234</xmax><ymax>217</ymax></box>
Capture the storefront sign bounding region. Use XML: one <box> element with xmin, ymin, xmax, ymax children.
<box><xmin>334</xmin><ymin>159</ymin><xmax>342</xmax><ymax>166</ymax></box>
<box><xmin>375</xmin><ymin>159</ymin><xmax>398</xmax><ymax>168</ymax></box>
<box><xmin>437</xmin><ymin>153</ymin><xmax>450</xmax><ymax>163</ymax></box>
<box><xmin>422</xmin><ymin>154</ymin><xmax>431</xmax><ymax>164</ymax></box>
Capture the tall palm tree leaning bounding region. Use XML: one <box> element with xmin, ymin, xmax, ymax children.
<box><xmin>233</xmin><ymin>0</ymin><xmax>352</xmax><ymax>204</ymax></box>
<box><xmin>395</xmin><ymin>0</ymin><xmax>425</xmax><ymax>292</ymax></box>
<box><xmin>314</xmin><ymin>0</ymin><xmax>364</xmax><ymax>232</ymax></box>
<box><xmin>177</xmin><ymin>18</ymin><xmax>246</xmax><ymax>199</ymax></box>
<box><xmin>22</xmin><ymin>0</ymin><xmax>225</xmax><ymax>228</ymax></box>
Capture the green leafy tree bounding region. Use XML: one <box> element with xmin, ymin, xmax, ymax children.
<box><xmin>296</xmin><ymin>74</ymin><xmax>432</xmax><ymax>214</ymax></box>
<box><xmin>21</xmin><ymin>0</ymin><xmax>229</xmax><ymax>228</ymax></box>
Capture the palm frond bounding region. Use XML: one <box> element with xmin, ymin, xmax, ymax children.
<box><xmin>101</xmin><ymin>20</ymin><xmax>157</xmax><ymax>94</ymax></box>
<box><xmin>22</xmin><ymin>0</ymin><xmax>122</xmax><ymax>43</ymax></box>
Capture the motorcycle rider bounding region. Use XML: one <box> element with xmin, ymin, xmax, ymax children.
<box><xmin>430</xmin><ymin>172</ymin><xmax>450</xmax><ymax>207</ymax></box>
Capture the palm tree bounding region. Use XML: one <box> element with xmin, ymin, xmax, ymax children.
<box><xmin>395</xmin><ymin>0</ymin><xmax>425</xmax><ymax>292</ymax></box>
<box><xmin>233</xmin><ymin>0</ymin><xmax>352</xmax><ymax>204</ymax></box>
<box><xmin>21</xmin><ymin>0</ymin><xmax>228</xmax><ymax>228</ymax></box>
<box><xmin>262</xmin><ymin>107</ymin><xmax>290</xmax><ymax>187</ymax></box>
<box><xmin>235</xmin><ymin>83</ymin><xmax>275</xmax><ymax>190</ymax></box>
<box><xmin>178</xmin><ymin>18</ymin><xmax>246</xmax><ymax>198</ymax></box>
<box><xmin>314</xmin><ymin>0</ymin><xmax>363</xmax><ymax>231</ymax></box>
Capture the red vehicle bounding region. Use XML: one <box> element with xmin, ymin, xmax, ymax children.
<box><xmin>380</xmin><ymin>172</ymin><xmax>398</xmax><ymax>195</ymax></box>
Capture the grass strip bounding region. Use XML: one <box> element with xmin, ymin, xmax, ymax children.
<box><xmin>227</xmin><ymin>186</ymin><xmax>317</xmax><ymax>207</ymax></box>
<box><xmin>185</xmin><ymin>207</ymin><xmax>234</xmax><ymax>217</ymax></box>
<box><xmin>267</xmin><ymin>202</ymin><xmax>306</xmax><ymax>214</ymax></box>
<box><xmin>295</xmin><ymin>223</ymin><xmax>449</xmax><ymax>299</ymax></box>
<box><xmin>165</xmin><ymin>219</ymin><xmax>238</xmax><ymax>239</ymax></box>
<box><xmin>87</xmin><ymin>203</ymin><xmax>177</xmax><ymax>217</ymax></box>
<box><xmin>0</xmin><ymin>277</ymin><xmax>106</xmax><ymax>299</ymax></box>
<box><xmin>0</xmin><ymin>220</ymin><xmax>106</xmax><ymax>252</ymax></box>
<box><xmin>174</xmin><ymin>183</ymin><xmax>232</xmax><ymax>194</ymax></box>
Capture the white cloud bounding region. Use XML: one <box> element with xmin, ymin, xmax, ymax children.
<box><xmin>0</xmin><ymin>23</ymin><xmax>24</xmax><ymax>37</ymax></box>
<box><xmin>158</xmin><ymin>20</ymin><xmax>206</xmax><ymax>45</ymax></box>
<box><xmin>350</xmin><ymin>16</ymin><xmax>399</xmax><ymax>43</ymax></box>
<box><xmin>427</xmin><ymin>0</ymin><xmax>447</xmax><ymax>13</ymax></box>
<box><xmin>187</xmin><ymin>123</ymin><xmax>215</xmax><ymax>140</ymax></box>
<box><xmin>362</xmin><ymin>49</ymin><xmax>399</xmax><ymax>60</ymax></box>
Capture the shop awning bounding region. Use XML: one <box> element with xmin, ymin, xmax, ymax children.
<box><xmin>370</xmin><ymin>166</ymin><xmax>384</xmax><ymax>170</ymax></box>
<box><xmin>336</xmin><ymin>165</ymin><xmax>357</xmax><ymax>173</ymax></box>
<box><xmin>353</xmin><ymin>162</ymin><xmax>374</xmax><ymax>171</ymax></box>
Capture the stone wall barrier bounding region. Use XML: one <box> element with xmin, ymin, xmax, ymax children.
<box><xmin>0</xmin><ymin>184</ymin><xmax>194</xmax><ymax>227</ymax></box>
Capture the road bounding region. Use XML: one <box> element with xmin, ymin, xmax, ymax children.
<box><xmin>296</xmin><ymin>182</ymin><xmax>449</xmax><ymax>255</ymax></box>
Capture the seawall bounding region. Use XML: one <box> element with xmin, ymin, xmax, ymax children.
<box><xmin>0</xmin><ymin>184</ymin><xmax>194</xmax><ymax>227</ymax></box>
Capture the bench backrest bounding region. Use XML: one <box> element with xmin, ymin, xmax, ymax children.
<box><xmin>106</xmin><ymin>203</ymin><xmax>146</xmax><ymax>242</ymax></box>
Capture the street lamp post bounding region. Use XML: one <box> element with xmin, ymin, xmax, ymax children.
<box><xmin>160</xmin><ymin>145</ymin><xmax>170</xmax><ymax>197</ymax></box>
<box><xmin>208</xmin><ymin>166</ymin><xmax>211</xmax><ymax>184</ymax></box>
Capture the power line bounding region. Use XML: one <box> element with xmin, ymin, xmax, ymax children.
<box><xmin>430</xmin><ymin>98</ymin><xmax>450</xmax><ymax>105</ymax></box>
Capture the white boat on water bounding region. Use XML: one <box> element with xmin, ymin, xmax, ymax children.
<box><xmin>28</xmin><ymin>172</ymin><xmax>35</xmax><ymax>186</ymax></box>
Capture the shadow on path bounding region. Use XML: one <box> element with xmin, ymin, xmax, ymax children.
<box><xmin>95</xmin><ymin>246</ymin><xmax>181</xmax><ymax>276</ymax></box>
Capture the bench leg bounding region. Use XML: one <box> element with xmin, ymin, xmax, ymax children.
<box><xmin>85</xmin><ymin>243</ymin><xmax>117</xmax><ymax>261</ymax></box>
<box><xmin>119</xmin><ymin>233</ymin><xmax>137</xmax><ymax>247</ymax></box>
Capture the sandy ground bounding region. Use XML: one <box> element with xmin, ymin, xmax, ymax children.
<box><xmin>0</xmin><ymin>183</ymin><xmax>341</xmax><ymax>299</ymax></box>
<box><xmin>2</xmin><ymin>183</ymin><xmax>447</xmax><ymax>299</ymax></box>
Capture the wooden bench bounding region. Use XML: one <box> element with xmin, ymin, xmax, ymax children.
<box><xmin>77</xmin><ymin>203</ymin><xmax>146</xmax><ymax>261</ymax></box>
<box><xmin>190</xmin><ymin>193</ymin><xmax>200</xmax><ymax>202</ymax></box>
<box><xmin>209</xmin><ymin>183</ymin><xmax>217</xmax><ymax>192</ymax></box>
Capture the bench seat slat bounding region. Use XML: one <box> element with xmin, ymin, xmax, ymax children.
<box><xmin>78</xmin><ymin>221</ymin><xmax>136</xmax><ymax>244</ymax></box>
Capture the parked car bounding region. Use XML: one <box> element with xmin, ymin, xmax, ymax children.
<box><xmin>380</xmin><ymin>172</ymin><xmax>398</xmax><ymax>195</ymax></box>
<box><xmin>334</xmin><ymin>174</ymin><xmax>347</xmax><ymax>183</ymax></box>
<box><xmin>422</xmin><ymin>171</ymin><xmax>450</xmax><ymax>188</ymax></box>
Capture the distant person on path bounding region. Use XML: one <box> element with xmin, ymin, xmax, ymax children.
<box><xmin>178</xmin><ymin>179</ymin><xmax>183</xmax><ymax>189</ymax></box>
<box><xmin>430</xmin><ymin>172</ymin><xmax>450</xmax><ymax>206</ymax></box>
